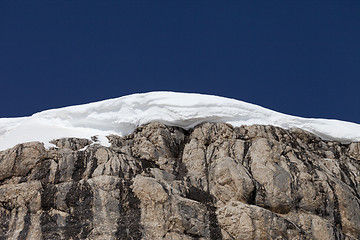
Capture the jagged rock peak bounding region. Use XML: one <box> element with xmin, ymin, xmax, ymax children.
<box><xmin>0</xmin><ymin>122</ymin><xmax>360</xmax><ymax>239</ymax></box>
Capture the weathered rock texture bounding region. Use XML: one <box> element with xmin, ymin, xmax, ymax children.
<box><xmin>0</xmin><ymin>122</ymin><xmax>360</xmax><ymax>239</ymax></box>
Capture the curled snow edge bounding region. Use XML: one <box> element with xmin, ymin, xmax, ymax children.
<box><xmin>0</xmin><ymin>91</ymin><xmax>359</xmax><ymax>151</ymax></box>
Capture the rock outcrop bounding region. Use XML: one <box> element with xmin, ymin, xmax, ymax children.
<box><xmin>0</xmin><ymin>122</ymin><xmax>359</xmax><ymax>239</ymax></box>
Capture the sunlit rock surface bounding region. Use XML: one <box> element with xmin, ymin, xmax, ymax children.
<box><xmin>1</xmin><ymin>122</ymin><xmax>359</xmax><ymax>239</ymax></box>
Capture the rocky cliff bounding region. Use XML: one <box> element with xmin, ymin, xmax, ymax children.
<box><xmin>0</xmin><ymin>122</ymin><xmax>359</xmax><ymax>240</ymax></box>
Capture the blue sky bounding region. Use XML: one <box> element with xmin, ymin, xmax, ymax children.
<box><xmin>1</xmin><ymin>1</ymin><xmax>359</xmax><ymax>124</ymax></box>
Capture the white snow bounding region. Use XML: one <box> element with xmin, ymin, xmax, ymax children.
<box><xmin>0</xmin><ymin>91</ymin><xmax>359</xmax><ymax>151</ymax></box>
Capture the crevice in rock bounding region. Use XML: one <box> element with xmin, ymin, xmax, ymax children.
<box><xmin>242</xmin><ymin>141</ymin><xmax>251</xmax><ymax>162</ymax></box>
<box><xmin>184</xmin><ymin>231</ymin><xmax>202</xmax><ymax>240</ymax></box>
<box><xmin>243</xmin><ymin>145</ymin><xmax>260</xmax><ymax>206</ymax></box>
<box><xmin>295</xmin><ymin>151</ymin><xmax>319</xmax><ymax>175</ymax></box>
<box><xmin>40</xmin><ymin>211</ymin><xmax>61</xmax><ymax>240</ymax></box>
<box><xmin>53</xmin><ymin>164</ymin><xmax>61</xmax><ymax>185</ymax></box>
<box><xmin>72</xmin><ymin>152</ymin><xmax>87</xmax><ymax>181</ymax></box>
<box><xmin>248</xmin><ymin>184</ymin><xmax>257</xmax><ymax>205</ymax></box>
<box><xmin>115</xmin><ymin>179</ymin><xmax>142</xmax><ymax>240</ymax></box>
<box><xmin>208</xmin><ymin>207</ymin><xmax>222</xmax><ymax>240</ymax></box>
<box><xmin>204</xmin><ymin>145</ymin><xmax>214</xmax><ymax>193</ymax></box>
<box><xmin>201</xmin><ymin>139</ymin><xmax>223</xmax><ymax>239</ymax></box>
<box><xmin>17</xmin><ymin>209</ymin><xmax>31</xmax><ymax>240</ymax></box>
<box><xmin>64</xmin><ymin>181</ymin><xmax>94</xmax><ymax>239</ymax></box>
<box><xmin>269</xmin><ymin>126</ymin><xmax>280</xmax><ymax>142</ymax></box>
<box><xmin>0</xmin><ymin>201</ymin><xmax>12</xmax><ymax>239</ymax></box>
<box><xmin>17</xmin><ymin>169</ymin><xmax>35</xmax><ymax>184</ymax></box>
<box><xmin>40</xmin><ymin>183</ymin><xmax>57</xmax><ymax>211</ymax></box>
<box><xmin>139</xmin><ymin>158</ymin><xmax>160</xmax><ymax>171</ymax></box>
<box><xmin>185</xmin><ymin>186</ymin><xmax>222</xmax><ymax>240</ymax></box>
<box><xmin>338</xmin><ymin>163</ymin><xmax>360</xmax><ymax>200</ymax></box>
<box><xmin>328</xmin><ymin>180</ymin><xmax>343</xmax><ymax>231</ymax></box>
<box><xmin>173</xmin><ymin>130</ymin><xmax>189</xmax><ymax>179</ymax></box>
<box><xmin>88</xmin><ymin>153</ymin><xmax>98</xmax><ymax>179</ymax></box>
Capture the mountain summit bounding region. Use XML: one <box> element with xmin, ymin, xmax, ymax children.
<box><xmin>0</xmin><ymin>91</ymin><xmax>360</xmax><ymax>151</ymax></box>
<box><xmin>0</xmin><ymin>92</ymin><xmax>360</xmax><ymax>239</ymax></box>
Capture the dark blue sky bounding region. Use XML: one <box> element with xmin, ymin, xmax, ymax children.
<box><xmin>1</xmin><ymin>1</ymin><xmax>359</xmax><ymax>123</ymax></box>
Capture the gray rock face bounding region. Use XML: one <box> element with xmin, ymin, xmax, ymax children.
<box><xmin>0</xmin><ymin>122</ymin><xmax>359</xmax><ymax>239</ymax></box>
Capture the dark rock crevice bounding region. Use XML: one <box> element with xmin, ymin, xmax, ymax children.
<box><xmin>17</xmin><ymin>210</ymin><xmax>31</xmax><ymax>240</ymax></box>
<box><xmin>64</xmin><ymin>181</ymin><xmax>94</xmax><ymax>239</ymax></box>
<box><xmin>115</xmin><ymin>180</ymin><xmax>142</xmax><ymax>240</ymax></box>
<box><xmin>327</xmin><ymin>180</ymin><xmax>343</xmax><ymax>231</ymax></box>
<box><xmin>185</xmin><ymin>186</ymin><xmax>222</xmax><ymax>240</ymax></box>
